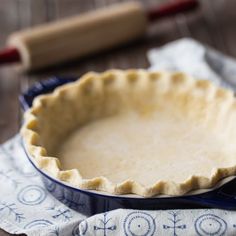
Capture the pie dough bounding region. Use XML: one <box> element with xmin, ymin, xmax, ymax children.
<box><xmin>22</xmin><ymin>69</ymin><xmax>236</xmax><ymax>197</ymax></box>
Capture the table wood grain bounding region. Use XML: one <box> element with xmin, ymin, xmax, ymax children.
<box><xmin>0</xmin><ymin>0</ymin><xmax>236</xmax><ymax>235</ymax></box>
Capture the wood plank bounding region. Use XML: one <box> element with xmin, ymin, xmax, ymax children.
<box><xmin>0</xmin><ymin>0</ymin><xmax>21</xmax><ymax>144</ymax></box>
<box><xmin>214</xmin><ymin>0</ymin><xmax>236</xmax><ymax>57</ymax></box>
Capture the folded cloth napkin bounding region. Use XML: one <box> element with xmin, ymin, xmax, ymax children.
<box><xmin>1</xmin><ymin>38</ymin><xmax>236</xmax><ymax>236</ymax></box>
<box><xmin>148</xmin><ymin>38</ymin><xmax>236</xmax><ymax>90</ymax></box>
<box><xmin>0</xmin><ymin>136</ymin><xmax>85</xmax><ymax>236</ymax></box>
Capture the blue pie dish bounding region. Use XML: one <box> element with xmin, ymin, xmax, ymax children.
<box><xmin>20</xmin><ymin>76</ymin><xmax>236</xmax><ymax>216</ymax></box>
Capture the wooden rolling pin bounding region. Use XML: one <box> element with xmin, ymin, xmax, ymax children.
<box><xmin>1</xmin><ymin>0</ymin><xmax>198</xmax><ymax>70</ymax></box>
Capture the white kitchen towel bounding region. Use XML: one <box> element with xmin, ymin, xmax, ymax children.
<box><xmin>148</xmin><ymin>37</ymin><xmax>236</xmax><ymax>89</ymax></box>
<box><xmin>0</xmin><ymin>135</ymin><xmax>86</xmax><ymax>236</ymax></box>
<box><xmin>1</xmin><ymin>38</ymin><xmax>236</xmax><ymax>236</ymax></box>
<box><xmin>80</xmin><ymin>209</ymin><xmax>236</xmax><ymax>236</ymax></box>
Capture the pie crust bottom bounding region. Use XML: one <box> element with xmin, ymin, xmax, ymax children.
<box><xmin>58</xmin><ymin>110</ymin><xmax>235</xmax><ymax>187</ymax></box>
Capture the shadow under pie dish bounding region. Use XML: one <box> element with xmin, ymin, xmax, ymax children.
<box><xmin>21</xmin><ymin>69</ymin><xmax>236</xmax><ymax>199</ymax></box>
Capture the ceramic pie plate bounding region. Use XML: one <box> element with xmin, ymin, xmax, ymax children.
<box><xmin>20</xmin><ymin>71</ymin><xmax>236</xmax><ymax>216</ymax></box>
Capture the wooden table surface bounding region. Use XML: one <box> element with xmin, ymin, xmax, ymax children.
<box><xmin>0</xmin><ymin>0</ymin><xmax>236</xmax><ymax>235</ymax></box>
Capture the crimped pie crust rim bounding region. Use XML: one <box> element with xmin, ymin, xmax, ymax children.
<box><xmin>21</xmin><ymin>69</ymin><xmax>236</xmax><ymax>197</ymax></box>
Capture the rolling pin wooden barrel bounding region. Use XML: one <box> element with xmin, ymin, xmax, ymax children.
<box><xmin>1</xmin><ymin>0</ymin><xmax>198</xmax><ymax>70</ymax></box>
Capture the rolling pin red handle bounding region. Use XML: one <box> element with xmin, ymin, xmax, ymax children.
<box><xmin>147</xmin><ymin>0</ymin><xmax>199</xmax><ymax>22</ymax></box>
<box><xmin>0</xmin><ymin>47</ymin><xmax>21</xmax><ymax>64</ymax></box>
<box><xmin>0</xmin><ymin>0</ymin><xmax>199</xmax><ymax>66</ymax></box>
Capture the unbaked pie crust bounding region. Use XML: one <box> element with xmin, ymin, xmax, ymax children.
<box><xmin>22</xmin><ymin>69</ymin><xmax>236</xmax><ymax>197</ymax></box>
